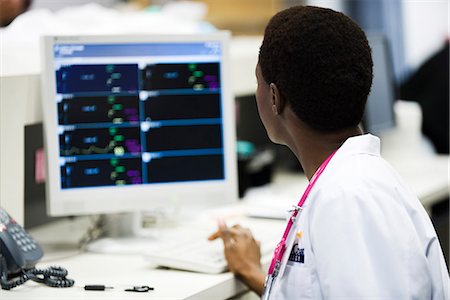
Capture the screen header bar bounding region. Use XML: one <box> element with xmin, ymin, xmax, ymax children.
<box><xmin>54</xmin><ymin>42</ymin><xmax>221</xmax><ymax>58</ymax></box>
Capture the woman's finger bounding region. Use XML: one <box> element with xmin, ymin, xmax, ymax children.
<box><xmin>207</xmin><ymin>230</ymin><xmax>220</xmax><ymax>241</ymax></box>
<box><xmin>208</xmin><ymin>219</ymin><xmax>228</xmax><ymax>240</ymax></box>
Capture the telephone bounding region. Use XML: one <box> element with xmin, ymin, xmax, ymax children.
<box><xmin>0</xmin><ymin>207</ymin><xmax>74</xmax><ymax>290</ymax></box>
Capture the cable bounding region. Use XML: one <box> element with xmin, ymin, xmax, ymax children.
<box><xmin>29</xmin><ymin>266</ymin><xmax>75</xmax><ymax>288</ymax></box>
<box><xmin>0</xmin><ymin>255</ymin><xmax>74</xmax><ymax>290</ymax></box>
<box><xmin>78</xmin><ymin>215</ymin><xmax>105</xmax><ymax>250</ymax></box>
<box><xmin>0</xmin><ymin>256</ymin><xmax>32</xmax><ymax>290</ymax></box>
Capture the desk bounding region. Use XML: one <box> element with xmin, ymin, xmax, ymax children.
<box><xmin>1</xmin><ymin>252</ymin><xmax>247</xmax><ymax>300</ymax></box>
<box><xmin>1</xmin><ymin>211</ymin><xmax>284</xmax><ymax>300</ymax></box>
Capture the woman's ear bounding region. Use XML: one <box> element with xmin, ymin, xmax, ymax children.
<box><xmin>270</xmin><ymin>83</ymin><xmax>285</xmax><ymax>115</ymax></box>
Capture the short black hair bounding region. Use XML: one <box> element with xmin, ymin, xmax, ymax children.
<box><xmin>23</xmin><ymin>0</ymin><xmax>33</xmax><ymax>12</ymax></box>
<box><xmin>259</xmin><ymin>6</ymin><xmax>373</xmax><ymax>132</ymax></box>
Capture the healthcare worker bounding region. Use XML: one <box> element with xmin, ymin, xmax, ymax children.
<box><xmin>209</xmin><ymin>5</ymin><xmax>449</xmax><ymax>300</ymax></box>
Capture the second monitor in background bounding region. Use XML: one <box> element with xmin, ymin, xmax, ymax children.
<box><xmin>362</xmin><ymin>34</ymin><xmax>397</xmax><ymax>135</ymax></box>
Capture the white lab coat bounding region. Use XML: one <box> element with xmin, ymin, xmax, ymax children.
<box><xmin>267</xmin><ymin>134</ymin><xmax>449</xmax><ymax>300</ymax></box>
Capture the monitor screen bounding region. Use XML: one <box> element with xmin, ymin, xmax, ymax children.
<box><xmin>362</xmin><ymin>34</ymin><xmax>396</xmax><ymax>134</ymax></box>
<box><xmin>41</xmin><ymin>33</ymin><xmax>237</xmax><ymax>216</ymax></box>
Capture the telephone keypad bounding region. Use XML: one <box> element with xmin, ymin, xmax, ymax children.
<box><xmin>0</xmin><ymin>207</ymin><xmax>44</xmax><ymax>274</ymax></box>
<box><xmin>0</xmin><ymin>209</ymin><xmax>10</xmax><ymax>224</ymax></box>
<box><xmin>8</xmin><ymin>224</ymin><xmax>40</xmax><ymax>255</ymax></box>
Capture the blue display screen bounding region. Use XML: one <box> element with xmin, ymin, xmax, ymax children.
<box><xmin>54</xmin><ymin>41</ymin><xmax>225</xmax><ymax>189</ymax></box>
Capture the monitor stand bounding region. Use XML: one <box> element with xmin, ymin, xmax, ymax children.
<box><xmin>85</xmin><ymin>210</ymin><xmax>185</xmax><ymax>254</ymax></box>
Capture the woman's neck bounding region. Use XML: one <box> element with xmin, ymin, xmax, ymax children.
<box><xmin>290</xmin><ymin>126</ymin><xmax>363</xmax><ymax>180</ymax></box>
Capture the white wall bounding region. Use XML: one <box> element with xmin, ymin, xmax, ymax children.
<box><xmin>306</xmin><ymin>0</ymin><xmax>344</xmax><ymax>12</ymax></box>
<box><xmin>0</xmin><ymin>74</ymin><xmax>41</xmax><ymax>225</ymax></box>
<box><xmin>31</xmin><ymin>0</ymin><xmax>121</xmax><ymax>11</ymax></box>
<box><xmin>402</xmin><ymin>0</ymin><xmax>449</xmax><ymax>70</ymax></box>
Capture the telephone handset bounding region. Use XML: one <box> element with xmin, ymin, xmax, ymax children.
<box><xmin>0</xmin><ymin>208</ymin><xmax>43</xmax><ymax>274</ymax></box>
<box><xmin>0</xmin><ymin>207</ymin><xmax>74</xmax><ymax>290</ymax></box>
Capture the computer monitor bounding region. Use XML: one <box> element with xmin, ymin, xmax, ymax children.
<box><xmin>40</xmin><ymin>33</ymin><xmax>238</xmax><ymax>217</ymax></box>
<box><xmin>362</xmin><ymin>34</ymin><xmax>396</xmax><ymax>134</ymax></box>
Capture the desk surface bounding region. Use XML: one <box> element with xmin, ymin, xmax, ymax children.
<box><xmin>1</xmin><ymin>252</ymin><xmax>245</xmax><ymax>300</ymax></box>
<box><xmin>1</xmin><ymin>212</ymin><xmax>282</xmax><ymax>300</ymax></box>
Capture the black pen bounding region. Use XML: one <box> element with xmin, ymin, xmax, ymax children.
<box><xmin>84</xmin><ymin>285</ymin><xmax>114</xmax><ymax>291</ymax></box>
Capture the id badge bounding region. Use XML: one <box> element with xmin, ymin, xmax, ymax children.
<box><xmin>262</xmin><ymin>211</ymin><xmax>302</xmax><ymax>299</ymax></box>
<box><xmin>274</xmin><ymin>213</ymin><xmax>301</xmax><ymax>287</ymax></box>
<box><xmin>261</xmin><ymin>274</ymin><xmax>274</xmax><ymax>300</ymax></box>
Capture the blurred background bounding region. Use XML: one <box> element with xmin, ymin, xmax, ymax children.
<box><xmin>20</xmin><ymin>0</ymin><xmax>448</xmax><ymax>79</ymax></box>
<box><xmin>3</xmin><ymin>0</ymin><xmax>448</xmax><ymax>80</ymax></box>
<box><xmin>3</xmin><ymin>0</ymin><xmax>447</xmax><ymax>154</ymax></box>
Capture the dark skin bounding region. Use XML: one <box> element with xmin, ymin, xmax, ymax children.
<box><xmin>209</xmin><ymin>63</ymin><xmax>362</xmax><ymax>296</ymax></box>
<box><xmin>0</xmin><ymin>0</ymin><xmax>29</xmax><ymax>27</ymax></box>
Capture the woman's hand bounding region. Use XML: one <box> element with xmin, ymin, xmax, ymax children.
<box><xmin>208</xmin><ymin>221</ymin><xmax>266</xmax><ymax>296</ymax></box>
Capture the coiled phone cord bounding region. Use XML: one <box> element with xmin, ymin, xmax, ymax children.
<box><xmin>28</xmin><ymin>266</ymin><xmax>75</xmax><ymax>288</ymax></box>
<box><xmin>0</xmin><ymin>255</ymin><xmax>74</xmax><ymax>290</ymax></box>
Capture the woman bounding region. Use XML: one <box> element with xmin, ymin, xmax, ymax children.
<box><xmin>209</xmin><ymin>5</ymin><xmax>449</xmax><ymax>300</ymax></box>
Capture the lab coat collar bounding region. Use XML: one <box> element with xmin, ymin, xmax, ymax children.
<box><xmin>336</xmin><ymin>133</ymin><xmax>381</xmax><ymax>158</ymax></box>
<box><xmin>304</xmin><ymin>133</ymin><xmax>381</xmax><ymax>201</ymax></box>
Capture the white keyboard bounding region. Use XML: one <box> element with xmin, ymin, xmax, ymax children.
<box><xmin>144</xmin><ymin>223</ymin><xmax>281</xmax><ymax>274</ymax></box>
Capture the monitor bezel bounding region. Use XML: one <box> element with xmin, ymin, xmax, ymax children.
<box><xmin>362</xmin><ymin>34</ymin><xmax>397</xmax><ymax>135</ymax></box>
<box><xmin>40</xmin><ymin>32</ymin><xmax>238</xmax><ymax>216</ymax></box>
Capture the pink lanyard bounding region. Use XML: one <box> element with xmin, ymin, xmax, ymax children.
<box><xmin>267</xmin><ymin>150</ymin><xmax>337</xmax><ymax>276</ymax></box>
